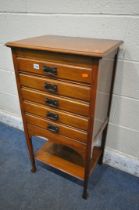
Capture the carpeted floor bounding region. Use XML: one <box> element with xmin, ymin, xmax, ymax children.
<box><xmin>0</xmin><ymin>122</ymin><xmax>139</xmax><ymax>210</ymax></box>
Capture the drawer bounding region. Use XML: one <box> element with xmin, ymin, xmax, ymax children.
<box><xmin>17</xmin><ymin>57</ymin><xmax>92</xmax><ymax>84</ymax></box>
<box><xmin>19</xmin><ymin>74</ymin><xmax>91</xmax><ymax>101</ymax></box>
<box><xmin>25</xmin><ymin>114</ymin><xmax>87</xmax><ymax>143</ymax></box>
<box><xmin>21</xmin><ymin>87</ymin><xmax>89</xmax><ymax>116</ymax></box>
<box><xmin>27</xmin><ymin>124</ymin><xmax>86</xmax><ymax>158</ymax></box>
<box><xmin>23</xmin><ymin>101</ymin><xmax>88</xmax><ymax>131</ymax></box>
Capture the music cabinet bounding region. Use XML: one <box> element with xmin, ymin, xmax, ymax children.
<box><xmin>6</xmin><ymin>35</ymin><xmax>123</xmax><ymax>199</ymax></box>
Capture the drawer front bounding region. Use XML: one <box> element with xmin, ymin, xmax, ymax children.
<box><xmin>17</xmin><ymin>57</ymin><xmax>92</xmax><ymax>84</ymax></box>
<box><xmin>21</xmin><ymin>88</ymin><xmax>89</xmax><ymax>117</ymax></box>
<box><xmin>19</xmin><ymin>74</ymin><xmax>91</xmax><ymax>101</ymax></box>
<box><xmin>23</xmin><ymin>101</ymin><xmax>88</xmax><ymax>131</ymax></box>
<box><xmin>27</xmin><ymin>124</ymin><xmax>86</xmax><ymax>157</ymax></box>
<box><xmin>25</xmin><ymin>114</ymin><xmax>87</xmax><ymax>143</ymax></box>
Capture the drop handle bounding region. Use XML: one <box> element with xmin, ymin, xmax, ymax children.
<box><xmin>45</xmin><ymin>98</ymin><xmax>59</xmax><ymax>108</ymax></box>
<box><xmin>43</xmin><ymin>65</ymin><xmax>57</xmax><ymax>76</ymax></box>
<box><xmin>47</xmin><ymin>124</ymin><xmax>59</xmax><ymax>133</ymax></box>
<box><xmin>47</xmin><ymin>112</ymin><xmax>59</xmax><ymax>121</ymax></box>
<box><xmin>44</xmin><ymin>83</ymin><xmax>57</xmax><ymax>93</ymax></box>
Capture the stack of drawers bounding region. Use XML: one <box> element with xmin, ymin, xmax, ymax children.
<box><xmin>17</xmin><ymin>50</ymin><xmax>94</xmax><ymax>162</ymax></box>
<box><xmin>6</xmin><ymin>35</ymin><xmax>122</xmax><ymax>198</ymax></box>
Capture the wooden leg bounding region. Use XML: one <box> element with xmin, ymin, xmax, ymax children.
<box><xmin>98</xmin><ymin>51</ymin><xmax>118</xmax><ymax>165</ymax></box>
<box><xmin>82</xmin><ymin>176</ymin><xmax>89</xmax><ymax>199</ymax></box>
<box><xmin>25</xmin><ymin>135</ymin><xmax>36</xmax><ymax>173</ymax></box>
<box><xmin>98</xmin><ymin>124</ymin><xmax>108</xmax><ymax>165</ymax></box>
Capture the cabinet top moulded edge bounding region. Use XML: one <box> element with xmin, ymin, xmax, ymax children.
<box><xmin>6</xmin><ymin>35</ymin><xmax>123</xmax><ymax>58</ymax></box>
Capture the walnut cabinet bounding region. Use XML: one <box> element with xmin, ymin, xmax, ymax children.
<box><xmin>6</xmin><ymin>35</ymin><xmax>123</xmax><ymax>199</ymax></box>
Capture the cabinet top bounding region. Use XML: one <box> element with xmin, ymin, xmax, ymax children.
<box><xmin>6</xmin><ymin>35</ymin><xmax>123</xmax><ymax>57</ymax></box>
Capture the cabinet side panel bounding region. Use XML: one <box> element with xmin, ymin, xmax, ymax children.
<box><xmin>93</xmin><ymin>50</ymin><xmax>117</xmax><ymax>139</ymax></box>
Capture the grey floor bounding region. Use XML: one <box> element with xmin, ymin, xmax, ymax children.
<box><xmin>0</xmin><ymin>122</ymin><xmax>139</xmax><ymax>210</ymax></box>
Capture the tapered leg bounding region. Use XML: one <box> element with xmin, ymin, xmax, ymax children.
<box><xmin>98</xmin><ymin>124</ymin><xmax>108</xmax><ymax>165</ymax></box>
<box><xmin>98</xmin><ymin>51</ymin><xmax>118</xmax><ymax>165</ymax></box>
<box><xmin>82</xmin><ymin>177</ymin><xmax>89</xmax><ymax>199</ymax></box>
<box><xmin>25</xmin><ymin>135</ymin><xmax>36</xmax><ymax>173</ymax></box>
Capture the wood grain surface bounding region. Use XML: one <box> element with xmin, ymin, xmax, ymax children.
<box><xmin>6</xmin><ymin>35</ymin><xmax>123</xmax><ymax>57</ymax></box>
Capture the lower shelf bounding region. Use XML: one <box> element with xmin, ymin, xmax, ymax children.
<box><xmin>35</xmin><ymin>141</ymin><xmax>102</xmax><ymax>180</ymax></box>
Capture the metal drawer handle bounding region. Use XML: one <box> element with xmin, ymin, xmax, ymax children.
<box><xmin>43</xmin><ymin>65</ymin><xmax>57</xmax><ymax>76</ymax></box>
<box><xmin>47</xmin><ymin>124</ymin><xmax>59</xmax><ymax>133</ymax></box>
<box><xmin>45</xmin><ymin>98</ymin><xmax>59</xmax><ymax>108</ymax></box>
<box><xmin>47</xmin><ymin>112</ymin><xmax>59</xmax><ymax>121</ymax></box>
<box><xmin>44</xmin><ymin>83</ymin><xmax>57</xmax><ymax>93</ymax></box>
